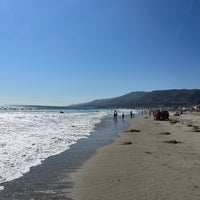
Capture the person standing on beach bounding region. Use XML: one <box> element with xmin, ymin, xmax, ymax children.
<box><xmin>113</xmin><ymin>110</ymin><xmax>118</xmax><ymax>121</ymax></box>
<box><xmin>130</xmin><ymin>110</ymin><xmax>133</xmax><ymax>118</ymax></box>
<box><xmin>149</xmin><ymin>110</ymin><xmax>152</xmax><ymax>117</ymax></box>
<box><xmin>122</xmin><ymin>112</ymin><xmax>125</xmax><ymax>119</ymax></box>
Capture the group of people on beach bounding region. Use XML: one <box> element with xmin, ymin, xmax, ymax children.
<box><xmin>113</xmin><ymin>110</ymin><xmax>134</xmax><ymax>121</ymax></box>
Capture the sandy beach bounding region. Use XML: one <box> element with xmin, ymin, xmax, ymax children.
<box><xmin>71</xmin><ymin>112</ymin><xmax>200</xmax><ymax>200</ymax></box>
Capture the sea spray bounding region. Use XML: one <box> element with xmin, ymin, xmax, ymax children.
<box><xmin>0</xmin><ymin>107</ymin><xmax>136</xmax><ymax>185</ymax></box>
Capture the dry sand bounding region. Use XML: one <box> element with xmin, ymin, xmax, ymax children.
<box><xmin>71</xmin><ymin>112</ymin><xmax>200</xmax><ymax>200</ymax></box>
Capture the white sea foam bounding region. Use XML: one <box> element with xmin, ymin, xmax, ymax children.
<box><xmin>0</xmin><ymin>109</ymin><xmax>111</xmax><ymax>185</ymax></box>
<box><xmin>0</xmin><ymin>108</ymin><xmax>137</xmax><ymax>186</ymax></box>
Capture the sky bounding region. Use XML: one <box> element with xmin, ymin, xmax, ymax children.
<box><xmin>0</xmin><ymin>0</ymin><xmax>200</xmax><ymax>106</ymax></box>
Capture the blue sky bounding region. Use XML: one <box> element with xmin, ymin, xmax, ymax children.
<box><xmin>0</xmin><ymin>0</ymin><xmax>200</xmax><ymax>106</ymax></box>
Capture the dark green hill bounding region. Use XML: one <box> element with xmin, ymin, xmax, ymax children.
<box><xmin>133</xmin><ymin>89</ymin><xmax>200</xmax><ymax>107</ymax></box>
<box><xmin>68</xmin><ymin>89</ymin><xmax>200</xmax><ymax>108</ymax></box>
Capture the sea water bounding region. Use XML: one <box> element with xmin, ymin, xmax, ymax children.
<box><xmin>0</xmin><ymin>106</ymin><xmax>135</xmax><ymax>188</ymax></box>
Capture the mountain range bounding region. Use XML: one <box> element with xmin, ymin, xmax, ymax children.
<box><xmin>69</xmin><ymin>89</ymin><xmax>200</xmax><ymax>109</ymax></box>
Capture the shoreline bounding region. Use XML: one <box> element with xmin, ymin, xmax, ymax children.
<box><xmin>71</xmin><ymin>112</ymin><xmax>200</xmax><ymax>200</ymax></box>
<box><xmin>0</xmin><ymin>115</ymin><xmax>130</xmax><ymax>199</ymax></box>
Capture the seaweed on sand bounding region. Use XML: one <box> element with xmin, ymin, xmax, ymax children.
<box><xmin>187</xmin><ymin>124</ymin><xmax>200</xmax><ymax>132</ymax></box>
<box><xmin>193</xmin><ymin>125</ymin><xmax>200</xmax><ymax>132</ymax></box>
<box><xmin>169</xmin><ymin>119</ymin><xmax>179</xmax><ymax>124</ymax></box>
<box><xmin>123</xmin><ymin>141</ymin><xmax>132</xmax><ymax>145</ymax></box>
<box><xmin>124</xmin><ymin>129</ymin><xmax>141</xmax><ymax>133</ymax></box>
<box><xmin>160</xmin><ymin>132</ymin><xmax>171</xmax><ymax>135</ymax></box>
<box><xmin>164</xmin><ymin>140</ymin><xmax>182</xmax><ymax>144</ymax></box>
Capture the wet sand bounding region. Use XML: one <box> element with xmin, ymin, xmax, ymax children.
<box><xmin>71</xmin><ymin>112</ymin><xmax>200</xmax><ymax>200</ymax></box>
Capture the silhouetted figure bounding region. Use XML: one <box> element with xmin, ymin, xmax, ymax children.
<box><xmin>113</xmin><ymin>110</ymin><xmax>118</xmax><ymax>121</ymax></box>
<box><xmin>130</xmin><ymin>110</ymin><xmax>133</xmax><ymax>118</ymax></box>
<box><xmin>122</xmin><ymin>113</ymin><xmax>125</xmax><ymax>119</ymax></box>
<box><xmin>149</xmin><ymin>110</ymin><xmax>151</xmax><ymax>117</ymax></box>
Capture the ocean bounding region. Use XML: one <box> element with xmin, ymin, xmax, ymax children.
<box><xmin>0</xmin><ymin>105</ymin><xmax>138</xmax><ymax>195</ymax></box>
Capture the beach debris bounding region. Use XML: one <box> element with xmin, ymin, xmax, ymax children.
<box><xmin>123</xmin><ymin>141</ymin><xmax>132</xmax><ymax>145</ymax></box>
<box><xmin>164</xmin><ymin>140</ymin><xmax>182</xmax><ymax>144</ymax></box>
<box><xmin>192</xmin><ymin>125</ymin><xmax>200</xmax><ymax>132</ymax></box>
<box><xmin>160</xmin><ymin>132</ymin><xmax>171</xmax><ymax>135</ymax></box>
<box><xmin>187</xmin><ymin>124</ymin><xmax>193</xmax><ymax>127</ymax></box>
<box><xmin>169</xmin><ymin>119</ymin><xmax>179</xmax><ymax>124</ymax></box>
<box><xmin>145</xmin><ymin>151</ymin><xmax>152</xmax><ymax>154</ymax></box>
<box><xmin>187</xmin><ymin>124</ymin><xmax>200</xmax><ymax>132</ymax></box>
<box><xmin>124</xmin><ymin>129</ymin><xmax>141</xmax><ymax>133</ymax></box>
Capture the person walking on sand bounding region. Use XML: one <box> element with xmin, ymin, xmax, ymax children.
<box><xmin>122</xmin><ymin>112</ymin><xmax>125</xmax><ymax>119</ymax></box>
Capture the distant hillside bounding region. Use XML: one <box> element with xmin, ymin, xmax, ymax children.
<box><xmin>133</xmin><ymin>89</ymin><xmax>200</xmax><ymax>107</ymax></box>
<box><xmin>68</xmin><ymin>89</ymin><xmax>200</xmax><ymax>109</ymax></box>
